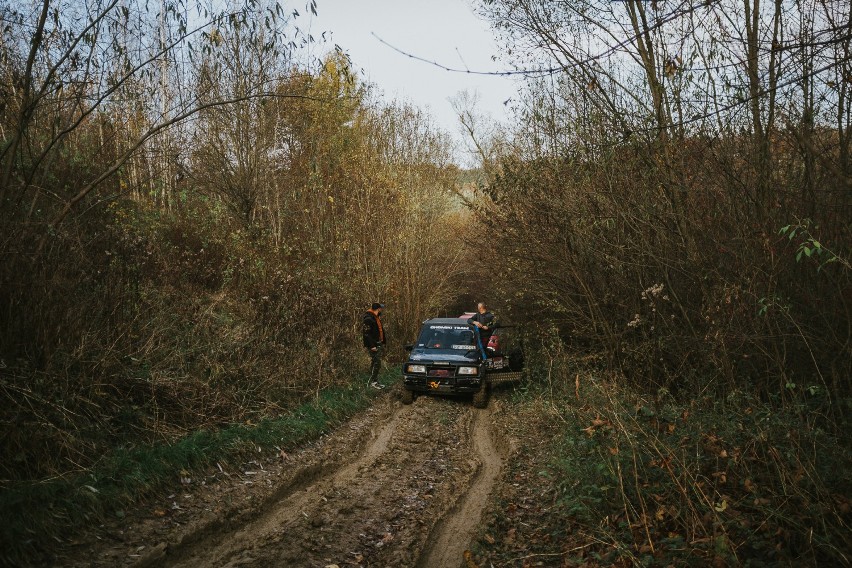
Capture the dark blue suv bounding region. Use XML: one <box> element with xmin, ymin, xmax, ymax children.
<box><xmin>401</xmin><ymin>317</ymin><xmax>524</xmax><ymax>408</ymax></box>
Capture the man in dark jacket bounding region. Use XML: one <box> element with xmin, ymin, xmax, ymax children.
<box><xmin>362</xmin><ymin>302</ymin><xmax>386</xmax><ymax>387</ymax></box>
<box><xmin>469</xmin><ymin>302</ymin><xmax>496</xmax><ymax>351</ymax></box>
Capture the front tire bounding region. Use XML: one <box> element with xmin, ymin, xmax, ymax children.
<box><xmin>472</xmin><ymin>381</ymin><xmax>489</xmax><ymax>409</ymax></box>
<box><xmin>401</xmin><ymin>388</ymin><xmax>415</xmax><ymax>405</ymax></box>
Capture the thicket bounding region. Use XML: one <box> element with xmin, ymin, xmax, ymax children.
<box><xmin>478</xmin><ymin>355</ymin><xmax>852</xmax><ymax>565</ymax></box>
<box><xmin>467</xmin><ymin>0</ymin><xmax>851</xmax><ymax>408</ymax></box>
<box><xmin>0</xmin><ymin>1</ymin><xmax>466</xmax><ymax>491</ymax></box>
<box><xmin>463</xmin><ymin>1</ymin><xmax>851</xmax><ymax>563</ymax></box>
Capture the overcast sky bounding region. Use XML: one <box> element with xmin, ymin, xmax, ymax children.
<box><xmin>304</xmin><ymin>0</ymin><xmax>518</xmax><ymax>165</ymax></box>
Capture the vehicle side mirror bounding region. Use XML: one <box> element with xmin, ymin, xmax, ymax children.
<box><xmin>404</xmin><ymin>344</ymin><xmax>414</xmax><ymax>352</ymax></box>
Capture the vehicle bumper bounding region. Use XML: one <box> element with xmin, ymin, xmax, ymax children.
<box><xmin>402</xmin><ymin>374</ymin><xmax>483</xmax><ymax>394</ymax></box>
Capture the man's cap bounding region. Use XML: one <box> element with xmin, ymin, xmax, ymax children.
<box><xmin>371</xmin><ymin>302</ymin><xmax>385</xmax><ymax>310</ymax></box>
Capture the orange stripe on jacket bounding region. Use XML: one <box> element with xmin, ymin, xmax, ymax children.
<box><xmin>376</xmin><ymin>315</ymin><xmax>384</xmax><ymax>343</ymax></box>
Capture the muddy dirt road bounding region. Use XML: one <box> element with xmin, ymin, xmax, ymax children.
<box><xmin>66</xmin><ymin>393</ymin><xmax>505</xmax><ymax>568</ymax></box>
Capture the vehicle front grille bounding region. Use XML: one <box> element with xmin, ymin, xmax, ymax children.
<box><xmin>427</xmin><ymin>367</ymin><xmax>454</xmax><ymax>378</ymax></box>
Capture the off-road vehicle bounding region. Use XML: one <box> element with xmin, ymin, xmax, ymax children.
<box><xmin>401</xmin><ymin>317</ymin><xmax>524</xmax><ymax>408</ymax></box>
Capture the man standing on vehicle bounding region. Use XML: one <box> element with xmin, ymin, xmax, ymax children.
<box><xmin>362</xmin><ymin>302</ymin><xmax>386</xmax><ymax>388</ymax></box>
<box><xmin>469</xmin><ymin>302</ymin><xmax>496</xmax><ymax>351</ymax></box>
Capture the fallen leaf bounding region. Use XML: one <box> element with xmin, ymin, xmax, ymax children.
<box><xmin>506</xmin><ymin>527</ymin><xmax>517</xmax><ymax>543</ymax></box>
<box><xmin>711</xmin><ymin>471</ymin><xmax>727</xmax><ymax>484</ymax></box>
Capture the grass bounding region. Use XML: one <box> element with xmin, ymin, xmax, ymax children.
<box><xmin>0</xmin><ymin>368</ymin><xmax>398</xmax><ymax>567</ymax></box>
<box><xmin>476</xmin><ymin>358</ymin><xmax>852</xmax><ymax>567</ymax></box>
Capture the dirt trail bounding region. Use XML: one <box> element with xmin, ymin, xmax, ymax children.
<box><xmin>418</xmin><ymin>407</ymin><xmax>503</xmax><ymax>568</ymax></box>
<box><xmin>164</xmin><ymin>404</ymin><xmax>408</xmax><ymax>568</ymax></box>
<box><xmin>63</xmin><ymin>392</ymin><xmax>506</xmax><ymax>568</ymax></box>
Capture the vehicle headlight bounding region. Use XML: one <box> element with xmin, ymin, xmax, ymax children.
<box><xmin>458</xmin><ymin>366</ymin><xmax>479</xmax><ymax>375</ymax></box>
<box><xmin>406</xmin><ymin>364</ymin><xmax>427</xmax><ymax>374</ymax></box>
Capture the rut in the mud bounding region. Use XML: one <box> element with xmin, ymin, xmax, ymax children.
<box><xmin>417</xmin><ymin>406</ymin><xmax>503</xmax><ymax>568</ymax></box>
<box><xmin>163</xmin><ymin>403</ymin><xmax>407</xmax><ymax>568</ymax></box>
<box><xmin>137</xmin><ymin>394</ymin><xmax>505</xmax><ymax>568</ymax></box>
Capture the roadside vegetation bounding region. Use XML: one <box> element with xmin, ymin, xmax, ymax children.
<box><xmin>477</xmin><ymin>354</ymin><xmax>851</xmax><ymax>566</ymax></box>
<box><xmin>0</xmin><ymin>1</ymin><xmax>466</xmax><ymax>563</ymax></box>
<box><xmin>462</xmin><ymin>0</ymin><xmax>851</xmax><ymax>565</ymax></box>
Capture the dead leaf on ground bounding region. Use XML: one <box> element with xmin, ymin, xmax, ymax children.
<box><xmin>506</xmin><ymin>527</ymin><xmax>517</xmax><ymax>543</ymax></box>
<box><xmin>591</xmin><ymin>415</ymin><xmax>608</xmax><ymax>427</ymax></box>
<box><xmin>711</xmin><ymin>471</ymin><xmax>727</xmax><ymax>484</ymax></box>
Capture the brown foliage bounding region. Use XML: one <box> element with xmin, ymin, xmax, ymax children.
<box><xmin>0</xmin><ymin>18</ymin><xmax>467</xmax><ymax>482</ymax></box>
<box><xmin>469</xmin><ymin>132</ymin><xmax>850</xmax><ymax>402</ymax></box>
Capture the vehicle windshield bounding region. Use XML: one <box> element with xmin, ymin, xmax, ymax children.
<box><xmin>416</xmin><ymin>324</ymin><xmax>477</xmax><ymax>350</ymax></box>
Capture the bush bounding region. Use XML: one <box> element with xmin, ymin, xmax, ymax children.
<box><xmin>484</xmin><ymin>353</ymin><xmax>852</xmax><ymax>566</ymax></box>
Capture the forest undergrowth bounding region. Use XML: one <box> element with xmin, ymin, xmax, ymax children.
<box><xmin>475</xmin><ymin>349</ymin><xmax>852</xmax><ymax>567</ymax></box>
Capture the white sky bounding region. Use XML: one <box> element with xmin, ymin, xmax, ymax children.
<box><xmin>305</xmin><ymin>0</ymin><xmax>518</xmax><ymax>165</ymax></box>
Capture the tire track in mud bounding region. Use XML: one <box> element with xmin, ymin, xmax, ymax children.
<box><xmin>164</xmin><ymin>403</ymin><xmax>408</xmax><ymax>568</ymax></box>
<box><xmin>234</xmin><ymin>396</ymin><xmax>479</xmax><ymax>567</ymax></box>
<box><xmin>417</xmin><ymin>406</ymin><xmax>503</xmax><ymax>568</ymax></box>
<box><xmin>66</xmin><ymin>394</ymin><xmax>501</xmax><ymax>568</ymax></box>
